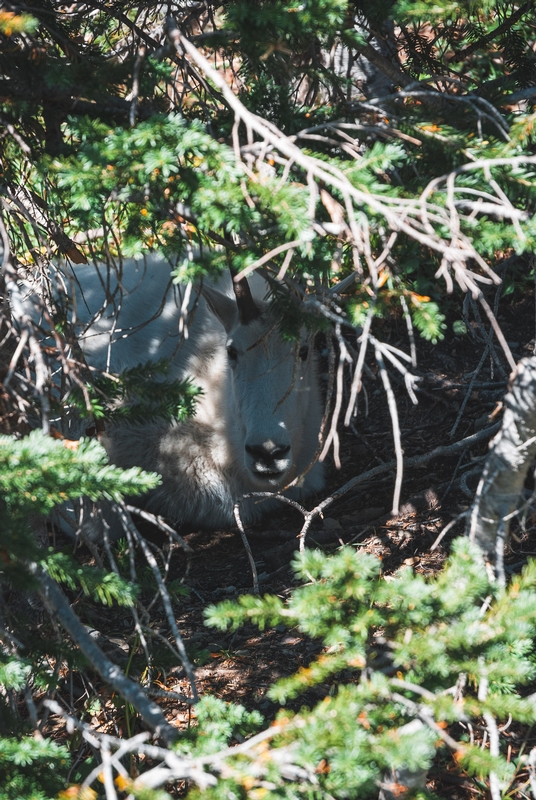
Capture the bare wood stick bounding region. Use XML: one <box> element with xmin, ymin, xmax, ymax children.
<box><xmin>125</xmin><ymin>505</ymin><xmax>192</xmax><ymax>553</ymax></box>
<box><xmin>117</xmin><ymin>506</ymin><xmax>198</xmax><ymax>701</ymax></box>
<box><xmin>467</xmin><ymin>293</ymin><xmax>507</xmax><ymax>380</ymax></box>
<box><xmin>399</xmin><ymin>294</ymin><xmax>417</xmax><ymax>367</ymax></box>
<box><xmin>101</xmin><ymin>744</ymin><xmax>118</xmax><ymax>800</ymax></box>
<box><xmin>450</xmin><ymin>346</ymin><xmax>489</xmax><ymax>438</ymax></box>
<box><xmin>235</xmin><ymin>239</ymin><xmax>307</xmax><ymax>281</ymax></box>
<box><xmin>370</xmin><ymin>336</ymin><xmax>420</xmax><ymax>405</ymax></box>
<box><xmin>374</xmin><ymin>346</ymin><xmax>403</xmax><ymax>514</ymax></box>
<box><xmin>301</xmin><ymin>422</ymin><xmax>502</xmax><ymax>547</ymax></box>
<box><xmin>0</xmin><ymin>112</ymin><xmax>32</xmax><ymax>154</ymax></box>
<box><xmin>100</xmin><ymin>517</ymin><xmax>154</xmax><ymax>678</ymax></box>
<box><xmin>477</xmin><ymin>291</ymin><xmax>516</xmax><ymax>372</ymax></box>
<box><xmin>234</xmin><ymin>502</ymin><xmax>259</xmax><ymax>594</ymax></box>
<box><xmin>320</xmin><ymin>325</ymin><xmax>351</xmax><ymax>466</ymax></box>
<box><xmin>344</xmin><ymin>304</ymin><xmax>375</xmax><ymax>427</ymax></box>
<box><xmin>477</xmin><ymin>673</ymin><xmax>501</xmax><ymax>800</ymax></box>
<box><xmin>235</xmin><ymin>422</ymin><xmax>501</xmax><ymax>554</ymax></box>
<box><xmin>276</xmin><ymin>247</ymin><xmax>296</xmax><ymax>281</ymax></box>
<box><xmin>431</xmin><ymin>512</ymin><xmax>468</xmax><ymax>551</ymax></box>
<box><xmin>3</xmin><ymin>327</ymin><xmax>29</xmax><ymax>387</ymax></box>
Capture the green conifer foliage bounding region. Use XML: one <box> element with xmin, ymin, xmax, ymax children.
<box><xmin>201</xmin><ymin>540</ymin><xmax>536</xmax><ymax>798</ymax></box>
<box><xmin>0</xmin><ymin>431</ymin><xmax>161</xmax><ymax>796</ymax></box>
<box><xmin>1</xmin><ymin>1</ymin><xmax>536</xmax><ymax>797</ymax></box>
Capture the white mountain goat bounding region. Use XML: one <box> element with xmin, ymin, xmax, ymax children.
<box><xmin>60</xmin><ymin>255</ymin><xmax>325</xmax><ymax>529</ymax></box>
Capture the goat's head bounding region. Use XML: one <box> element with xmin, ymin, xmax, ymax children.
<box><xmin>202</xmin><ymin>275</ymin><xmax>316</xmax><ymax>490</ymax></box>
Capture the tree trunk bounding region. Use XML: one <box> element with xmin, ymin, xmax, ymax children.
<box><xmin>467</xmin><ymin>356</ymin><xmax>536</xmax><ymax>583</ymax></box>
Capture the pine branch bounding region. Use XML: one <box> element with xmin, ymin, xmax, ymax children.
<box><xmin>76</xmin><ymin>0</ymin><xmax>162</xmax><ymax>52</ymax></box>
<box><xmin>448</xmin><ymin>0</ymin><xmax>534</xmax><ymax>63</ymax></box>
<box><xmin>0</xmin><ymin>81</ymin><xmax>156</xmax><ymax>122</ymax></box>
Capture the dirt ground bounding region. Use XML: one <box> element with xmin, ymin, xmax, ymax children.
<box><xmin>12</xmin><ymin>277</ymin><xmax>536</xmax><ymax>797</ymax></box>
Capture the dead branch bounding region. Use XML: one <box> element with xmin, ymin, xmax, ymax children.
<box><xmin>237</xmin><ymin>423</ymin><xmax>501</xmax><ymax>553</ymax></box>
<box><xmin>117</xmin><ymin>505</ymin><xmax>199</xmax><ymax>702</ymax></box>
<box><xmin>233</xmin><ymin>502</ymin><xmax>260</xmax><ymax>594</ymax></box>
<box><xmin>168</xmin><ymin>19</ymin><xmax>531</xmax><ymax>291</ymax></box>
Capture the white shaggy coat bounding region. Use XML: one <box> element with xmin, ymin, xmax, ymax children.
<box><xmin>67</xmin><ymin>254</ymin><xmax>325</xmax><ymax>528</ymax></box>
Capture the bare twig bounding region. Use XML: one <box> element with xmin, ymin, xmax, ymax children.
<box><xmin>302</xmin><ymin>422</ymin><xmax>501</xmax><ymax>547</ymax></box>
<box><xmin>233</xmin><ymin>502</ymin><xmax>259</xmax><ymax>594</ymax></box>
<box><xmin>399</xmin><ymin>294</ymin><xmax>417</xmax><ymax>368</ymax></box>
<box><xmin>235</xmin><ymin>424</ymin><xmax>500</xmax><ymax>555</ymax></box>
<box><xmin>478</xmin><ymin>672</ymin><xmax>502</xmax><ymax>800</ymax></box>
<box><xmin>124</xmin><ymin>505</ymin><xmax>192</xmax><ymax>553</ymax></box>
<box><xmin>344</xmin><ymin>304</ymin><xmax>375</xmax><ymax>427</ymax></box>
<box><xmin>235</xmin><ymin>239</ymin><xmax>309</xmax><ymax>281</ymax></box>
<box><xmin>374</xmin><ymin>345</ymin><xmax>403</xmax><ymax>514</ymax></box>
<box><xmin>450</xmin><ymin>347</ymin><xmax>489</xmax><ymax>438</ymax></box>
<box><xmin>320</xmin><ymin>324</ymin><xmax>352</xmax><ymax>467</ymax></box>
<box><xmin>117</xmin><ymin>505</ymin><xmax>198</xmax><ymax>702</ymax></box>
<box><xmin>431</xmin><ymin>513</ymin><xmax>469</xmax><ymax>551</ymax></box>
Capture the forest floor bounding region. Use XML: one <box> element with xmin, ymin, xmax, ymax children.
<box><xmin>33</xmin><ymin>279</ymin><xmax>536</xmax><ymax>797</ymax></box>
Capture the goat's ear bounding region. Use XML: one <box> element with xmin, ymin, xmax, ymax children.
<box><xmin>201</xmin><ymin>284</ymin><xmax>238</xmax><ymax>332</ymax></box>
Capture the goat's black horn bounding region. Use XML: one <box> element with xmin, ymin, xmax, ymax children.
<box><xmin>230</xmin><ymin>267</ymin><xmax>260</xmax><ymax>325</ymax></box>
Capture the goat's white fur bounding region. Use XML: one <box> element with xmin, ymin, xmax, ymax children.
<box><xmin>64</xmin><ymin>254</ymin><xmax>324</xmax><ymax>528</ymax></box>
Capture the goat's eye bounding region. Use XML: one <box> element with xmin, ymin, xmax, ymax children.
<box><xmin>227</xmin><ymin>345</ymin><xmax>238</xmax><ymax>361</ymax></box>
<box><xmin>299</xmin><ymin>344</ymin><xmax>309</xmax><ymax>361</ymax></box>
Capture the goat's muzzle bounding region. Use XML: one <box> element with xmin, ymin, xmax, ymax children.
<box><xmin>245</xmin><ymin>441</ymin><xmax>292</xmax><ymax>482</ymax></box>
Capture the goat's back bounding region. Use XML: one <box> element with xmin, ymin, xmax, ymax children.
<box><xmin>70</xmin><ymin>254</ymin><xmax>217</xmax><ymax>378</ymax></box>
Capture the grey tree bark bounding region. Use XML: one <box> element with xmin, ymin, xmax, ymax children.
<box><xmin>467</xmin><ymin>356</ymin><xmax>536</xmax><ymax>583</ymax></box>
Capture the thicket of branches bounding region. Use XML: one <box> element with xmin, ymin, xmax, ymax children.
<box><xmin>2</xmin><ymin>1</ymin><xmax>536</xmax><ymax>798</ymax></box>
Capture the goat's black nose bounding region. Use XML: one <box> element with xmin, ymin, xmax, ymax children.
<box><xmin>246</xmin><ymin>443</ymin><xmax>291</xmax><ymax>462</ymax></box>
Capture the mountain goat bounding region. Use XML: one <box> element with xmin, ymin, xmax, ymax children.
<box><xmin>62</xmin><ymin>254</ymin><xmax>325</xmax><ymax>529</ymax></box>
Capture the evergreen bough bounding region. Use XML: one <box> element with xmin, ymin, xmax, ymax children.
<box><xmin>197</xmin><ymin>540</ymin><xmax>536</xmax><ymax>799</ymax></box>
<box><xmin>0</xmin><ymin>432</ymin><xmax>160</xmax><ymax>798</ymax></box>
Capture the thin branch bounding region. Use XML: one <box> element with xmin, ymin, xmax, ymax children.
<box><xmin>374</xmin><ymin>346</ymin><xmax>403</xmax><ymax>515</ymax></box>
<box><xmin>124</xmin><ymin>505</ymin><xmax>192</xmax><ymax>553</ymax></box>
<box><xmin>233</xmin><ymin>502</ymin><xmax>259</xmax><ymax>594</ymax></box>
<box><xmin>477</xmin><ymin>291</ymin><xmax>516</xmax><ymax>372</ymax></box>
<box><xmin>235</xmin><ymin>239</ymin><xmax>307</xmax><ymax>281</ymax></box>
<box><xmin>117</xmin><ymin>505</ymin><xmax>198</xmax><ymax>702</ymax></box>
<box><xmin>301</xmin><ymin>422</ymin><xmax>501</xmax><ymax>546</ymax></box>
<box><xmin>448</xmin><ymin>1</ymin><xmax>534</xmax><ymax>63</ymax></box>
<box><xmin>320</xmin><ymin>324</ymin><xmax>352</xmax><ymax>466</ymax></box>
<box><xmin>344</xmin><ymin>304</ymin><xmax>375</xmax><ymax>427</ymax></box>
<box><xmin>399</xmin><ymin>294</ymin><xmax>417</xmax><ymax>367</ymax></box>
